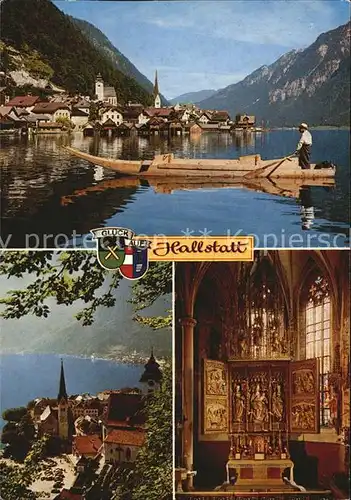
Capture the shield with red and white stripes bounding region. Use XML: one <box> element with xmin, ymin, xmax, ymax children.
<box><xmin>119</xmin><ymin>244</ymin><xmax>149</xmax><ymax>280</ymax></box>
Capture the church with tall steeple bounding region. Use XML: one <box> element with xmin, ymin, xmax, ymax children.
<box><xmin>153</xmin><ymin>70</ymin><xmax>161</xmax><ymax>109</ymax></box>
<box><xmin>57</xmin><ymin>359</ymin><xmax>70</xmax><ymax>441</ymax></box>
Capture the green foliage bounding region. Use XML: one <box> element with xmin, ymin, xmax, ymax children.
<box><xmin>0</xmin><ymin>435</ymin><xmax>51</xmax><ymax>500</ymax></box>
<box><xmin>89</xmin><ymin>101</ymin><xmax>103</xmax><ymax>122</ymax></box>
<box><xmin>55</xmin><ymin>116</ymin><xmax>73</xmax><ymax>129</ymax></box>
<box><xmin>22</xmin><ymin>48</ymin><xmax>54</xmax><ymax>80</ymax></box>
<box><xmin>2</xmin><ymin>407</ymin><xmax>27</xmax><ymax>422</ymax></box>
<box><xmin>130</xmin><ymin>261</ymin><xmax>172</xmax><ymax>330</ymax></box>
<box><xmin>1</xmin><ymin>0</ymin><xmax>153</xmax><ymax>104</ymax></box>
<box><xmin>0</xmin><ymin>462</ymin><xmax>38</xmax><ymax>500</ymax></box>
<box><xmin>0</xmin><ymin>41</ymin><xmax>54</xmax><ymax>86</ymax></box>
<box><xmin>130</xmin><ymin>261</ymin><xmax>172</xmax><ymax>311</ymax></box>
<box><xmin>24</xmin><ymin>434</ymin><xmax>50</xmax><ymax>466</ymax></box>
<box><xmin>71</xmin><ymin>16</ymin><xmax>166</xmax><ymax>105</ymax></box>
<box><xmin>1</xmin><ymin>407</ymin><xmax>35</xmax><ymax>462</ymax></box>
<box><xmin>0</xmin><ymin>251</ymin><xmax>171</xmax><ymax>328</ymax></box>
<box><xmin>117</xmin><ymin>364</ymin><xmax>173</xmax><ymax>500</ymax></box>
<box><xmin>6</xmin><ymin>84</ymin><xmax>52</xmax><ymax>100</ymax></box>
<box><xmin>133</xmin><ymin>313</ymin><xmax>172</xmax><ymax>330</ymax></box>
<box><xmin>0</xmin><ymin>251</ymin><xmax>120</xmax><ymax>325</ymax></box>
<box><xmin>0</xmin><ymin>46</ymin><xmax>13</xmax><ymax>73</ymax></box>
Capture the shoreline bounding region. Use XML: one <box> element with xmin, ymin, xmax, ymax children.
<box><xmin>0</xmin><ymin>350</ymin><xmax>170</xmax><ymax>366</ymax></box>
<box><xmin>0</xmin><ymin>126</ymin><xmax>349</xmax><ymax>137</ymax></box>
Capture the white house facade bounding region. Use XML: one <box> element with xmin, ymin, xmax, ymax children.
<box><xmin>100</xmin><ymin>107</ymin><xmax>123</xmax><ymax>125</ymax></box>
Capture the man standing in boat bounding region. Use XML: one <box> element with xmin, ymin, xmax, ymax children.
<box><xmin>294</xmin><ymin>123</ymin><xmax>312</xmax><ymax>169</ymax></box>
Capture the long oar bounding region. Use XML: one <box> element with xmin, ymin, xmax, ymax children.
<box><xmin>244</xmin><ymin>154</ymin><xmax>294</xmax><ymax>179</ymax></box>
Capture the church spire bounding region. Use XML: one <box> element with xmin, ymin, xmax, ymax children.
<box><xmin>153</xmin><ymin>70</ymin><xmax>159</xmax><ymax>97</ymax></box>
<box><xmin>58</xmin><ymin>359</ymin><xmax>68</xmax><ymax>401</ymax></box>
<box><xmin>153</xmin><ymin>70</ymin><xmax>161</xmax><ymax>109</ymax></box>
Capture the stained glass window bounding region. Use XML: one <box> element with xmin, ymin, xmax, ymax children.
<box><xmin>304</xmin><ymin>274</ymin><xmax>332</xmax><ymax>427</ymax></box>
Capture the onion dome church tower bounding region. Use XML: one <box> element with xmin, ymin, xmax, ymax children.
<box><xmin>139</xmin><ymin>349</ymin><xmax>163</xmax><ymax>394</ymax></box>
<box><xmin>57</xmin><ymin>359</ymin><xmax>70</xmax><ymax>440</ymax></box>
<box><xmin>153</xmin><ymin>70</ymin><xmax>161</xmax><ymax>109</ymax></box>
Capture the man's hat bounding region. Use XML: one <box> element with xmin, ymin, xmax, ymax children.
<box><xmin>299</xmin><ymin>122</ymin><xmax>308</xmax><ymax>129</ymax></box>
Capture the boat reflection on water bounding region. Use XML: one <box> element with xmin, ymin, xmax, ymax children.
<box><xmin>299</xmin><ymin>187</ymin><xmax>315</xmax><ymax>230</ymax></box>
<box><xmin>61</xmin><ymin>174</ymin><xmax>334</xmax><ymax>209</ymax></box>
<box><xmin>1</xmin><ymin>130</ymin><xmax>347</xmax><ymax>247</ymax></box>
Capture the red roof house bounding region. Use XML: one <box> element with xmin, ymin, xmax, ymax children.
<box><xmin>7</xmin><ymin>95</ymin><xmax>41</xmax><ymax>108</ymax></box>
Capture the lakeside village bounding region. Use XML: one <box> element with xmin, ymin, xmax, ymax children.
<box><xmin>0</xmin><ymin>71</ymin><xmax>262</xmax><ymax>137</ymax></box>
<box><xmin>0</xmin><ymin>352</ymin><xmax>163</xmax><ymax>499</ymax></box>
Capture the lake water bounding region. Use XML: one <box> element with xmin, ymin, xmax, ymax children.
<box><xmin>0</xmin><ymin>129</ymin><xmax>349</xmax><ymax>248</ymax></box>
<box><xmin>0</xmin><ymin>353</ymin><xmax>143</xmax><ymax>429</ymax></box>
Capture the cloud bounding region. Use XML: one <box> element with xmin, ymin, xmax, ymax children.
<box><xmin>56</xmin><ymin>0</ymin><xmax>349</xmax><ymax>98</ymax></box>
<box><xmin>140</xmin><ymin>0</ymin><xmax>340</xmax><ymax>48</ymax></box>
<box><xmin>148</xmin><ymin>17</ymin><xmax>194</xmax><ymax>29</ymax></box>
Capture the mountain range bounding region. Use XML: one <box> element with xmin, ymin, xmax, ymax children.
<box><xmin>170</xmin><ymin>89</ymin><xmax>217</xmax><ymax>105</ymax></box>
<box><xmin>198</xmin><ymin>21</ymin><xmax>350</xmax><ymax>127</ymax></box>
<box><xmin>0</xmin><ymin>277</ymin><xmax>171</xmax><ymax>360</ymax></box>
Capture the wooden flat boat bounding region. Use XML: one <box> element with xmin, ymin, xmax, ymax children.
<box><xmin>64</xmin><ymin>146</ymin><xmax>336</xmax><ymax>180</ymax></box>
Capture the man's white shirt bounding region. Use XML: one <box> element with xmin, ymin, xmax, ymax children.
<box><xmin>296</xmin><ymin>130</ymin><xmax>312</xmax><ymax>151</ymax></box>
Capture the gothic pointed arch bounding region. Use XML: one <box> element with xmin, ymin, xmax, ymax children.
<box><xmin>266</xmin><ymin>250</ymin><xmax>291</xmax><ymax>322</ymax></box>
<box><xmin>296</xmin><ymin>251</ymin><xmax>339</xmax><ymax>325</ymax></box>
<box><xmin>193</xmin><ymin>256</ymin><xmax>290</xmax><ymax>362</ymax></box>
<box><xmin>297</xmin><ymin>256</ymin><xmax>335</xmax><ymax>427</ymax></box>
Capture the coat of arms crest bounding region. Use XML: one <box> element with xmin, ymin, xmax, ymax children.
<box><xmin>91</xmin><ymin>227</ymin><xmax>150</xmax><ymax>279</ymax></box>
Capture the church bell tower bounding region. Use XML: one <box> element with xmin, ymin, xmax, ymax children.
<box><xmin>153</xmin><ymin>70</ymin><xmax>161</xmax><ymax>109</ymax></box>
<box><xmin>95</xmin><ymin>73</ymin><xmax>104</xmax><ymax>102</ymax></box>
<box><xmin>57</xmin><ymin>359</ymin><xmax>69</xmax><ymax>440</ymax></box>
<box><xmin>140</xmin><ymin>349</ymin><xmax>162</xmax><ymax>395</ymax></box>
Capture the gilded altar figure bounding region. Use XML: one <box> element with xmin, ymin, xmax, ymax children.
<box><xmin>291</xmin><ymin>402</ymin><xmax>315</xmax><ymax>430</ymax></box>
<box><xmin>207</xmin><ymin>367</ymin><xmax>226</xmax><ymax>396</ymax></box>
<box><xmin>206</xmin><ymin>401</ymin><xmax>227</xmax><ymax>431</ymax></box>
<box><xmin>254</xmin><ymin>435</ymin><xmax>265</xmax><ymax>454</ymax></box>
<box><xmin>237</xmin><ymin>335</ymin><xmax>249</xmax><ymax>358</ymax></box>
<box><xmin>293</xmin><ymin>369</ymin><xmax>315</xmax><ymax>394</ymax></box>
<box><xmin>272</xmin><ymin>383</ymin><xmax>284</xmax><ymax>421</ymax></box>
<box><xmin>250</xmin><ymin>383</ymin><xmax>268</xmax><ymax>422</ymax></box>
<box><xmin>233</xmin><ymin>384</ymin><xmax>245</xmax><ymax>422</ymax></box>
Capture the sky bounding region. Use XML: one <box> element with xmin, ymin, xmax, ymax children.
<box><xmin>54</xmin><ymin>0</ymin><xmax>350</xmax><ymax>99</ymax></box>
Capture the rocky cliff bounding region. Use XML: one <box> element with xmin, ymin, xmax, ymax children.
<box><xmin>199</xmin><ymin>22</ymin><xmax>350</xmax><ymax>126</ymax></box>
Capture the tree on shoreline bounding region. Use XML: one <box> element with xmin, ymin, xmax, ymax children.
<box><xmin>1</xmin><ymin>407</ymin><xmax>35</xmax><ymax>462</ymax></box>
<box><xmin>0</xmin><ymin>251</ymin><xmax>172</xmax><ymax>329</ymax></box>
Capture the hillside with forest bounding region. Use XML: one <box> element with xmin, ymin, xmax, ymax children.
<box><xmin>71</xmin><ymin>17</ymin><xmax>169</xmax><ymax>105</ymax></box>
<box><xmin>0</xmin><ymin>0</ymin><xmax>153</xmax><ymax>105</ymax></box>
<box><xmin>199</xmin><ymin>22</ymin><xmax>350</xmax><ymax>127</ymax></box>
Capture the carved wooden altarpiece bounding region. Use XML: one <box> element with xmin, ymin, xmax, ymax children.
<box><xmin>202</xmin><ymin>357</ymin><xmax>319</xmax><ymax>490</ymax></box>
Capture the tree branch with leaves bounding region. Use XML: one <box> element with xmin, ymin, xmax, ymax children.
<box><xmin>0</xmin><ymin>251</ymin><xmax>172</xmax><ymax>329</ymax></box>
